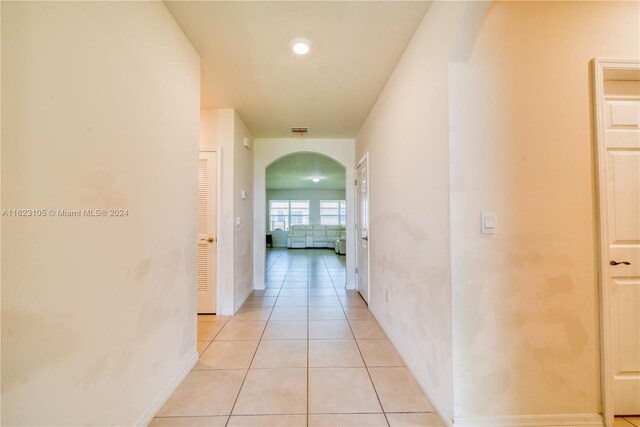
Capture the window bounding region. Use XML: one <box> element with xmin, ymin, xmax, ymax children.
<box><xmin>320</xmin><ymin>200</ymin><xmax>346</xmax><ymax>226</ymax></box>
<box><xmin>269</xmin><ymin>200</ymin><xmax>309</xmax><ymax>231</ymax></box>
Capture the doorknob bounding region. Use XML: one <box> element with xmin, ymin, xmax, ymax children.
<box><xmin>361</xmin><ymin>236</ymin><xmax>368</xmax><ymax>241</ymax></box>
<box><xmin>610</xmin><ymin>260</ymin><xmax>631</xmax><ymax>266</ymax></box>
<box><xmin>201</xmin><ymin>237</ymin><xmax>215</xmax><ymax>243</ymax></box>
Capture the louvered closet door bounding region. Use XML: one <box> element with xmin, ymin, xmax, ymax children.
<box><xmin>198</xmin><ymin>151</ymin><xmax>217</xmax><ymax>313</ymax></box>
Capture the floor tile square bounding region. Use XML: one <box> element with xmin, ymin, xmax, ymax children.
<box><xmin>308</xmin><ymin>296</ymin><xmax>341</xmax><ymax>306</ymax></box>
<box><xmin>344</xmin><ymin>306</ymin><xmax>374</xmax><ymax>320</ymax></box>
<box><xmin>349</xmin><ymin>320</ymin><xmax>386</xmax><ymax>339</ymax></box>
<box><xmin>282</xmin><ymin>282</ymin><xmax>309</xmax><ymax>289</ymax></box>
<box><xmin>228</xmin><ymin>415</ymin><xmax>307</xmax><ymax>426</ymax></box>
<box><xmin>198</xmin><ymin>315</ymin><xmax>229</xmax><ymax>323</ymax></box>
<box><xmin>244</xmin><ymin>297</ymin><xmax>277</xmax><ymax>307</ymax></box>
<box><xmin>252</xmin><ymin>340</ymin><xmax>307</xmax><ymax>368</ymax></box>
<box><xmin>197</xmin><ymin>341</ymin><xmax>211</xmax><ymax>356</ymax></box>
<box><xmin>230</xmin><ymin>306</ymin><xmax>272</xmax><ymax>321</ymax></box>
<box><xmin>263</xmin><ymin>320</ymin><xmax>308</xmax><ymax>340</ymax></box>
<box><xmin>309</xmin><ymin>339</ymin><xmax>364</xmax><ymax>367</ymax></box>
<box><xmin>624</xmin><ymin>417</ymin><xmax>640</xmax><ymax>427</ymax></box>
<box><xmin>309</xmin><ymin>320</ymin><xmax>354</xmax><ymax>339</ymax></box>
<box><xmin>386</xmin><ymin>412</ymin><xmax>445</xmax><ymax>426</ymax></box>
<box><xmin>157</xmin><ymin>370</ymin><xmax>245</xmax><ymax>416</ymax></box>
<box><xmin>197</xmin><ymin>321</ymin><xmax>225</xmax><ymax>341</ymax></box>
<box><xmin>196</xmin><ymin>340</ymin><xmax>259</xmax><ymax>370</ymax></box>
<box><xmin>308</xmin><ymin>413</ymin><xmax>387</xmax><ymax>427</ymax></box>
<box><xmin>339</xmin><ymin>295</ymin><xmax>367</xmax><ymax>307</ymax></box>
<box><xmin>275</xmin><ymin>296</ymin><xmax>308</xmax><ymax>307</ymax></box>
<box><xmin>215</xmin><ymin>321</ymin><xmax>266</xmax><ymax>341</ymax></box>
<box><xmin>150</xmin><ymin>416</ymin><xmax>228</xmax><ymax>426</ymax></box>
<box><xmin>309</xmin><ymin>306</ymin><xmax>346</xmax><ymax>320</ymax></box>
<box><xmin>308</xmin><ymin>368</ymin><xmax>382</xmax><ymax>414</ymax></box>
<box><xmin>271</xmin><ymin>307</ymin><xmax>308</xmax><ymax>321</ymax></box>
<box><xmin>279</xmin><ymin>289</ymin><xmax>308</xmax><ymax>297</ymax></box>
<box><xmin>308</xmin><ymin>288</ymin><xmax>337</xmax><ymax>296</ymax></box>
<box><xmin>357</xmin><ymin>339</ymin><xmax>404</xmax><ymax>367</ymax></box>
<box><xmin>369</xmin><ymin>367</ymin><xmax>435</xmax><ymax>412</ymax></box>
<box><xmin>233</xmin><ymin>368</ymin><xmax>307</xmax><ymax>415</ymax></box>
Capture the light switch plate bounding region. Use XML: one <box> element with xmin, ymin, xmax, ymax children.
<box><xmin>481</xmin><ymin>212</ymin><xmax>496</xmax><ymax>234</ymax></box>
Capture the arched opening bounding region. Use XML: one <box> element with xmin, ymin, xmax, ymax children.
<box><xmin>252</xmin><ymin>140</ymin><xmax>356</xmax><ymax>291</ymax></box>
<box><xmin>264</xmin><ymin>152</ymin><xmax>348</xmax><ymax>288</ymax></box>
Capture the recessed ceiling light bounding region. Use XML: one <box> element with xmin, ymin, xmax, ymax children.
<box><xmin>311</xmin><ymin>177</ymin><xmax>320</xmax><ymax>183</ymax></box>
<box><xmin>291</xmin><ymin>38</ymin><xmax>311</xmax><ymax>55</ymax></box>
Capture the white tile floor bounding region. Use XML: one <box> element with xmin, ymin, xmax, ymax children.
<box><xmin>152</xmin><ymin>248</ymin><xmax>444</xmax><ymax>427</ymax></box>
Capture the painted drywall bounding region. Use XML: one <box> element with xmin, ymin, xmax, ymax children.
<box><xmin>449</xmin><ymin>0</ymin><xmax>640</xmax><ymax>420</ymax></box>
<box><xmin>266</xmin><ymin>189</ymin><xmax>347</xmax><ymax>236</ymax></box>
<box><xmin>200</xmin><ymin>109</ymin><xmax>254</xmax><ymax>314</ymax></box>
<box><xmin>355</xmin><ymin>2</ymin><xmax>472</xmax><ymax>421</ymax></box>
<box><xmin>254</xmin><ymin>139</ymin><xmax>355</xmax><ymax>289</ymax></box>
<box><xmin>232</xmin><ymin>111</ymin><xmax>254</xmax><ymax>311</ymax></box>
<box><xmin>1</xmin><ymin>2</ymin><xmax>200</xmax><ymax>425</ymax></box>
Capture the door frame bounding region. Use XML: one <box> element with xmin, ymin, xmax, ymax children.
<box><xmin>355</xmin><ymin>152</ymin><xmax>370</xmax><ymax>304</ymax></box>
<box><xmin>199</xmin><ymin>147</ymin><xmax>223</xmax><ymax>315</ymax></box>
<box><xmin>592</xmin><ymin>58</ymin><xmax>640</xmax><ymax>427</ymax></box>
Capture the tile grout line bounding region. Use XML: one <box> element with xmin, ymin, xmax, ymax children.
<box><xmin>306</xmin><ymin>250</ymin><xmax>310</xmax><ymax>427</ymax></box>
<box><xmin>222</xmin><ymin>250</ymin><xmax>288</xmax><ymax>427</ymax></box>
<box><xmin>322</xmin><ymin>251</ymin><xmax>391</xmax><ymax>427</ymax></box>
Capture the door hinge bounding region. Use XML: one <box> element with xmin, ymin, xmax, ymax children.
<box><xmin>355</xmin><ymin>267</ymin><xmax>358</xmax><ymax>274</ymax></box>
<box><xmin>354</xmin><ymin>179</ymin><xmax>357</xmax><ymax>186</ymax></box>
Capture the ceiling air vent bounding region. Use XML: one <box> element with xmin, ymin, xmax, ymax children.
<box><xmin>290</xmin><ymin>127</ymin><xmax>309</xmax><ymax>136</ymax></box>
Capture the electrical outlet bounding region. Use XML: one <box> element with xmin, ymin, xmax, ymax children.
<box><xmin>385</xmin><ymin>289</ymin><xmax>390</xmax><ymax>303</ymax></box>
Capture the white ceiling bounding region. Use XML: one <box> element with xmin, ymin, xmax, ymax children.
<box><xmin>267</xmin><ymin>153</ymin><xmax>345</xmax><ymax>190</ymax></box>
<box><xmin>165</xmin><ymin>1</ymin><xmax>431</xmax><ymax>138</ymax></box>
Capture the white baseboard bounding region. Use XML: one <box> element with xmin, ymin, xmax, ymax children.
<box><xmin>345</xmin><ymin>279</ymin><xmax>356</xmax><ymax>290</ymax></box>
<box><xmin>233</xmin><ymin>288</ymin><xmax>252</xmax><ymax>313</ymax></box>
<box><xmin>368</xmin><ymin>310</ymin><xmax>454</xmax><ymax>426</ymax></box>
<box><xmin>253</xmin><ymin>282</ymin><xmax>266</xmax><ymax>291</ymax></box>
<box><xmin>454</xmin><ymin>413</ymin><xmax>604</xmax><ymax>427</ymax></box>
<box><xmin>135</xmin><ymin>350</ymin><xmax>198</xmax><ymax>426</ymax></box>
<box><xmin>219</xmin><ymin>307</ymin><xmax>234</xmax><ymax>316</ymax></box>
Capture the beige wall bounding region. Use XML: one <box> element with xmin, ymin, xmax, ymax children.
<box><xmin>1</xmin><ymin>2</ymin><xmax>200</xmax><ymax>425</ymax></box>
<box><xmin>355</xmin><ymin>2</ymin><xmax>469</xmax><ymax>420</ymax></box>
<box><xmin>232</xmin><ymin>111</ymin><xmax>254</xmax><ymax>310</ymax></box>
<box><xmin>200</xmin><ymin>109</ymin><xmax>254</xmax><ymax>313</ymax></box>
<box><xmin>450</xmin><ymin>0</ymin><xmax>640</xmax><ymax>419</ymax></box>
<box><xmin>359</xmin><ymin>0</ymin><xmax>640</xmax><ymax>424</ymax></box>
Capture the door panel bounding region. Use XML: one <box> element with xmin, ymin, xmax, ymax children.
<box><xmin>197</xmin><ymin>151</ymin><xmax>217</xmax><ymax>314</ymax></box>
<box><xmin>604</xmin><ymin>95</ymin><xmax>640</xmax><ymax>415</ymax></box>
<box><xmin>356</xmin><ymin>158</ymin><xmax>369</xmax><ymax>303</ymax></box>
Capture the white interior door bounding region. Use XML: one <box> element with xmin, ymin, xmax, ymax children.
<box><xmin>356</xmin><ymin>157</ymin><xmax>369</xmax><ymax>303</ymax></box>
<box><xmin>198</xmin><ymin>151</ymin><xmax>217</xmax><ymax>314</ymax></box>
<box><xmin>601</xmin><ymin>81</ymin><xmax>640</xmax><ymax>415</ymax></box>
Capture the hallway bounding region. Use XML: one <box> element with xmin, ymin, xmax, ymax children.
<box><xmin>151</xmin><ymin>249</ymin><xmax>444</xmax><ymax>426</ymax></box>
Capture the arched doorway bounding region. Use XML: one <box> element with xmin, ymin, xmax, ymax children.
<box><xmin>252</xmin><ymin>138</ymin><xmax>356</xmax><ymax>290</ymax></box>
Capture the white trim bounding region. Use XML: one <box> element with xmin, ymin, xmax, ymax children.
<box><xmin>368</xmin><ymin>309</ymin><xmax>454</xmax><ymax>426</ymax></box>
<box><xmin>354</xmin><ymin>152</ymin><xmax>370</xmax><ymax>296</ymax></box>
<box><xmin>453</xmin><ymin>413</ymin><xmax>603</xmax><ymax>427</ymax></box>
<box><xmin>134</xmin><ymin>350</ymin><xmax>198</xmax><ymax>426</ymax></box>
<box><xmin>252</xmin><ymin>139</ymin><xmax>356</xmax><ymax>291</ymax></box>
<box><xmin>199</xmin><ymin>147</ymin><xmax>223</xmax><ymax>315</ymax></box>
<box><xmin>591</xmin><ymin>58</ymin><xmax>640</xmax><ymax>427</ymax></box>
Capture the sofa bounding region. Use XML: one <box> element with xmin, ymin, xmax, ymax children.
<box><xmin>334</xmin><ymin>235</ymin><xmax>346</xmax><ymax>255</ymax></box>
<box><xmin>287</xmin><ymin>225</ymin><xmax>345</xmax><ymax>249</ymax></box>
